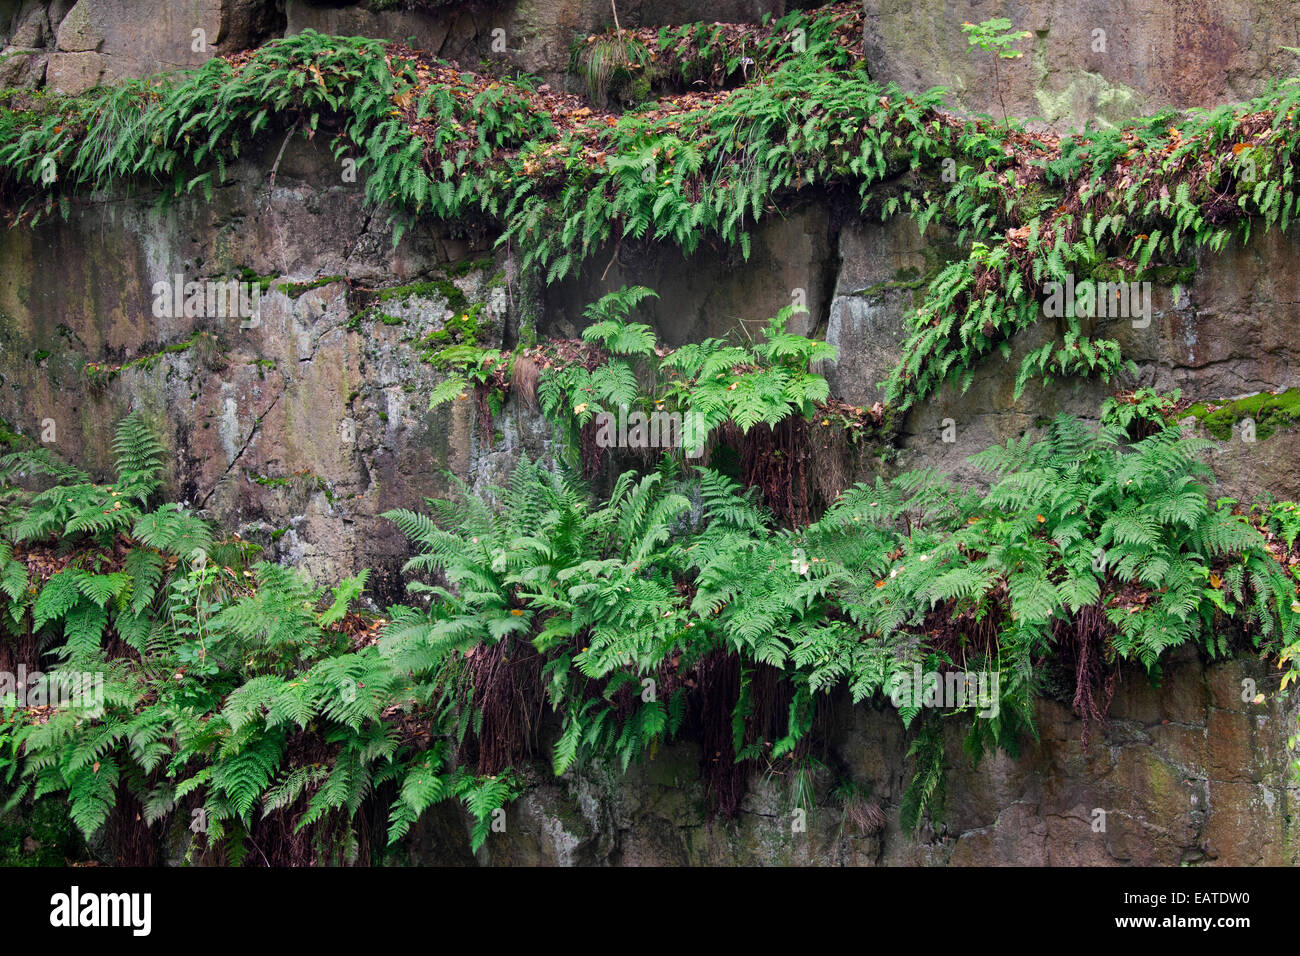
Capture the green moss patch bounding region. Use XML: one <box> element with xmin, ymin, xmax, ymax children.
<box><xmin>1185</xmin><ymin>388</ymin><xmax>1300</xmax><ymax>441</ymax></box>
<box><xmin>376</xmin><ymin>280</ymin><xmax>466</xmax><ymax>310</ymax></box>
<box><xmin>445</xmin><ymin>256</ymin><xmax>494</xmax><ymax>278</ymax></box>
<box><xmin>0</xmin><ymin>799</ymin><xmax>88</xmax><ymax>866</ymax></box>
<box><xmin>0</xmin><ymin>415</ymin><xmax>26</xmax><ymax>450</ymax></box>
<box><xmin>236</xmin><ymin>268</ymin><xmax>279</xmax><ymax>293</ymax></box>
<box><xmin>248</xmin><ymin>358</ymin><xmax>276</xmax><ymax>380</ymax></box>
<box><xmin>83</xmin><ymin>333</ymin><xmax>207</xmax><ymax>388</ymax></box>
<box><xmin>271</xmin><ymin>275</ymin><xmax>347</xmax><ymax>297</ymax></box>
<box><xmin>348</xmin><ymin>278</ymin><xmax>472</xmax><ymax>330</ymax></box>
<box><xmin>418</xmin><ymin>301</ymin><xmax>487</xmax><ymax>363</ymax></box>
<box><xmin>851</xmin><ymin>275</ymin><xmax>929</xmax><ymax>299</ymax></box>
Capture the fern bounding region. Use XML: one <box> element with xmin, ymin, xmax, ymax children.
<box><xmin>899</xmin><ymin>719</ymin><xmax>946</xmax><ymax>831</ymax></box>
<box><xmin>6</xmin><ymin>407</ymin><xmax>1297</xmax><ymax>860</ymax></box>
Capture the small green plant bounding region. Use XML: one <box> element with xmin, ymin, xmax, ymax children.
<box><xmin>0</xmin><ymin>711</ymin><xmax>19</xmax><ymax>789</ymax></box>
<box><xmin>900</xmin><ymin>718</ymin><xmax>945</xmax><ymax>831</ymax></box>
<box><xmin>537</xmin><ymin>287</ymin><xmax>835</xmax><ymax>462</ymax></box>
<box><xmin>961</xmin><ymin>18</ymin><xmax>1032</xmax><ymax>124</ymax></box>
<box><xmin>1100</xmin><ymin>387</ymin><xmax>1181</xmax><ymax>440</ymax></box>
<box><xmin>1264</xmin><ymin>500</ymin><xmax>1300</xmax><ymax>551</ymax></box>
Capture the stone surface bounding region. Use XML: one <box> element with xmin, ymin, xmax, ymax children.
<box><xmin>864</xmin><ymin>0</ymin><xmax>1300</xmax><ymax>130</ymax></box>
<box><xmin>32</xmin><ymin>0</ymin><xmax>281</xmax><ymax>92</ymax></box>
<box><xmin>44</xmin><ymin>47</ymin><xmax>99</xmax><ymax>89</ymax></box>
<box><xmin>286</xmin><ymin>1</ymin><xmax>453</xmax><ymax>59</ymax></box>
<box><xmin>287</xmin><ymin>0</ymin><xmax>800</xmax><ymax>87</ymax></box>
<box><xmin>412</xmin><ymin>649</ymin><xmax>1300</xmax><ymax>865</ymax></box>
<box><xmin>825</xmin><ymin>215</ymin><xmax>948</xmax><ymax>407</ymax></box>
<box><xmin>4</xmin><ymin>0</ymin><xmax>1300</xmax><ymax>869</ymax></box>
<box><xmin>0</xmin><ymin>133</ymin><xmax>502</xmax><ymax>606</ymax></box>
<box><xmin>0</xmin><ymin>46</ymin><xmax>45</xmax><ymax>86</ymax></box>
<box><xmin>539</xmin><ymin>199</ymin><xmax>834</xmax><ymax>345</ymax></box>
<box><xmin>6</xmin><ymin>1</ymin><xmax>52</xmax><ymax>48</ymax></box>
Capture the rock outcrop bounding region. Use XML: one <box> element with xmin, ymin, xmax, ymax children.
<box><xmin>404</xmin><ymin>647</ymin><xmax>1298</xmax><ymax>866</ymax></box>
<box><xmin>864</xmin><ymin>0</ymin><xmax>1300</xmax><ymax>128</ymax></box>
<box><xmin>2</xmin><ymin>0</ymin><xmax>1299</xmax><ymax>866</ymax></box>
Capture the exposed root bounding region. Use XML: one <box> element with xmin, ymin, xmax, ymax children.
<box><xmin>105</xmin><ymin>788</ymin><xmax>159</xmax><ymax>866</ymax></box>
<box><xmin>694</xmin><ymin>650</ymin><xmax>746</xmax><ymax>818</ymax></box>
<box><xmin>459</xmin><ymin>637</ymin><xmax>543</xmax><ymax>776</ymax></box>
<box><xmin>733</xmin><ymin>417</ymin><xmax>812</xmax><ymax>528</ymax></box>
<box><xmin>1055</xmin><ymin>603</ymin><xmax>1118</xmax><ymax>748</ymax></box>
<box><xmin>842</xmin><ymin>796</ymin><xmax>887</xmax><ymax>835</ymax></box>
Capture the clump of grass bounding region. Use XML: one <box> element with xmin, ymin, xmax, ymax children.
<box><xmin>572</xmin><ymin>31</ymin><xmax>650</xmax><ymax>104</ymax></box>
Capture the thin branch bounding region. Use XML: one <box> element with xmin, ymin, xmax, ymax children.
<box><xmin>268</xmin><ymin>121</ymin><xmax>300</xmax><ymax>189</ymax></box>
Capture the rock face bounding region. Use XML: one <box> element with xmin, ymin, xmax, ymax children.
<box><xmin>5</xmin><ymin>154</ymin><xmax>1300</xmax><ymax>862</ymax></box>
<box><xmin>540</xmin><ymin>199</ymin><xmax>834</xmax><ymax>344</ymax></box>
<box><xmin>402</xmin><ymin>646</ymin><xmax>1300</xmax><ymax>866</ymax></box>
<box><xmin>3</xmin><ymin>0</ymin><xmax>802</xmax><ymax>94</ymax></box>
<box><xmin>863</xmin><ymin>0</ymin><xmax>1299</xmax><ymax>129</ymax></box>
<box><xmin>0</xmin><ymin>133</ymin><xmax>503</xmax><ymax>605</ymax></box>
<box><xmin>3</xmin><ymin>0</ymin><xmax>1300</xmax><ymax>866</ymax></box>
<box><xmin>824</xmin><ymin>215</ymin><xmax>945</xmax><ymax>408</ymax></box>
<box><xmin>2</xmin><ymin>0</ymin><xmax>285</xmax><ymax>92</ymax></box>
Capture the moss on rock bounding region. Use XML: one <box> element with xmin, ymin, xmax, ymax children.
<box><xmin>1185</xmin><ymin>388</ymin><xmax>1300</xmax><ymax>441</ymax></box>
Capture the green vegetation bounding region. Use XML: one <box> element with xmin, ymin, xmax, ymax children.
<box><xmin>237</xmin><ymin>268</ymin><xmax>279</xmax><ymax>293</ymax></box>
<box><xmin>1099</xmin><ymin>387</ymin><xmax>1182</xmax><ymax>439</ymax></box>
<box><xmin>0</xmin><ymin>777</ymin><xmax>86</xmax><ymax>865</ymax></box>
<box><xmin>1258</xmin><ymin>499</ymin><xmax>1300</xmax><ymax>552</ymax></box>
<box><xmin>249</xmin><ymin>472</ymin><xmax>291</xmax><ymax>488</ymax></box>
<box><xmin>1</xmin><ymin>9</ymin><xmax>1298</xmax><ymax>410</ymax></box>
<box><xmin>0</xmin><ymin>30</ymin><xmax>552</xmax><ymax>242</ymax></box>
<box><xmin>271</xmin><ymin>275</ymin><xmax>346</xmax><ymax>297</ymax></box>
<box><xmin>1</xmin><ymin>383</ymin><xmax>1297</xmax><ymax>858</ymax></box>
<box><xmin>418</xmin><ymin>302</ymin><xmax>486</xmax><ymax>356</ymax></box>
<box><xmin>616</xmin><ymin>2</ymin><xmax>863</xmax><ymax>96</ymax></box>
<box><xmin>4</xmin><ymin>5</ymin><xmax>1300</xmax><ymax>859</ymax></box>
<box><xmin>0</xmin><ymin>418</ymin><xmax>24</xmax><ymax>451</ymax></box>
<box><xmin>349</xmin><ymin>278</ymin><xmax>474</xmax><ymax>331</ymax></box>
<box><xmin>572</xmin><ymin>31</ymin><xmax>651</xmax><ymax>105</ymax></box>
<box><xmin>374</xmin><ymin>279</ymin><xmax>466</xmax><ymax>308</ymax></box>
<box><xmin>0</xmin><ymin>415</ymin><xmax>515</xmax><ymax>862</ymax></box>
<box><xmin>429</xmin><ymin>286</ymin><xmax>860</xmax><ymax>466</ymax></box>
<box><xmin>82</xmin><ymin>333</ymin><xmax>206</xmax><ymax>388</ymax></box>
<box><xmin>1184</xmin><ymin>388</ymin><xmax>1300</xmax><ymax>441</ymax></box>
